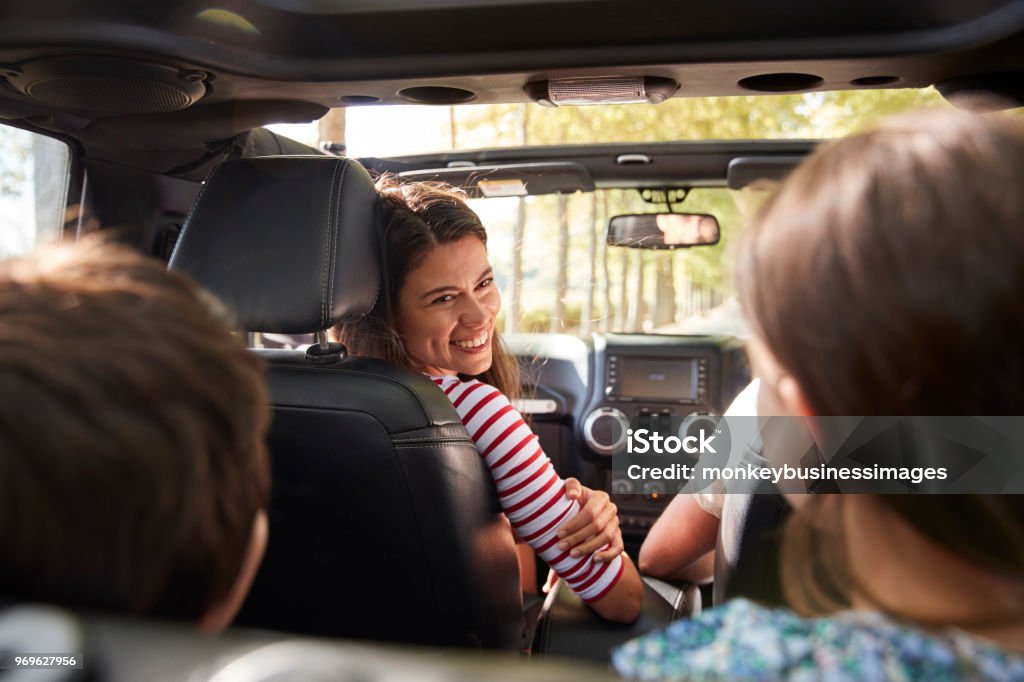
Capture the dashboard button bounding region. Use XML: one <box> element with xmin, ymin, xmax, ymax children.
<box><xmin>582</xmin><ymin>407</ymin><xmax>629</xmax><ymax>455</ymax></box>
<box><xmin>611</xmin><ymin>479</ymin><xmax>633</xmax><ymax>495</ymax></box>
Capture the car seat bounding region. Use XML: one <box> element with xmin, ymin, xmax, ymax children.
<box><xmin>170</xmin><ymin>156</ymin><xmax>522</xmax><ymax>649</ymax></box>
<box><xmin>713</xmin><ymin>481</ymin><xmax>789</xmax><ymax>606</ymax></box>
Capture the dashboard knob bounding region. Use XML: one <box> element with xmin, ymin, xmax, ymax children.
<box><xmin>642</xmin><ymin>480</ymin><xmax>667</xmax><ymax>496</ymax></box>
<box><xmin>611</xmin><ymin>478</ymin><xmax>633</xmax><ymax>495</ymax></box>
<box><xmin>679</xmin><ymin>411</ymin><xmax>720</xmax><ymax>441</ymax></box>
<box><xmin>582</xmin><ymin>407</ymin><xmax>629</xmax><ymax>456</ymax></box>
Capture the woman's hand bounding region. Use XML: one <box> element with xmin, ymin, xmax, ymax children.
<box><xmin>558</xmin><ymin>478</ymin><xmax>624</xmax><ymax>563</ymax></box>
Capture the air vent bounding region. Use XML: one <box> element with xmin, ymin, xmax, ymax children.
<box><xmin>339</xmin><ymin>95</ymin><xmax>381</xmax><ymax>104</ymax></box>
<box><xmin>6</xmin><ymin>56</ymin><xmax>207</xmax><ymax>114</ymax></box>
<box><xmin>398</xmin><ymin>86</ymin><xmax>475</xmax><ymax>104</ymax></box>
<box><xmin>738</xmin><ymin>73</ymin><xmax>823</xmax><ymax>93</ymax></box>
<box><xmin>851</xmin><ymin>76</ymin><xmax>902</xmax><ymax>87</ymax></box>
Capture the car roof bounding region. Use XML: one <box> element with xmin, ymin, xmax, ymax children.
<box><xmin>3</xmin><ymin>1</ymin><xmax>1023</xmax><ymax>96</ymax></box>
<box><xmin>0</xmin><ymin>0</ymin><xmax>1020</xmax><ymax>183</ymax></box>
<box><xmin>359</xmin><ymin>139</ymin><xmax>817</xmax><ymax>190</ymax></box>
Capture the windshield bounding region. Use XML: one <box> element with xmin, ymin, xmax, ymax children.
<box><xmin>470</xmin><ymin>187</ymin><xmax>765</xmax><ymax>337</ymax></box>
<box><xmin>268</xmin><ymin>87</ymin><xmax>952</xmax><ymax>338</ymax></box>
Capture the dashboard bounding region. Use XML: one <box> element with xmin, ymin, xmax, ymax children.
<box><xmin>508</xmin><ymin>332</ymin><xmax>750</xmax><ymax>554</ymax></box>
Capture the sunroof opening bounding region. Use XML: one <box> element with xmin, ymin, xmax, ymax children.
<box><xmin>269</xmin><ymin>87</ymin><xmax>949</xmax><ymax>157</ymax></box>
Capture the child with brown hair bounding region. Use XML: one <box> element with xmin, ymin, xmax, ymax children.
<box><xmin>0</xmin><ymin>238</ymin><xmax>271</xmax><ymax>632</ymax></box>
<box><xmin>616</xmin><ymin>106</ymin><xmax>1024</xmax><ymax>679</ymax></box>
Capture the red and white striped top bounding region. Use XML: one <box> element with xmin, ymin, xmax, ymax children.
<box><xmin>431</xmin><ymin>374</ymin><xmax>624</xmax><ymax>603</ymax></box>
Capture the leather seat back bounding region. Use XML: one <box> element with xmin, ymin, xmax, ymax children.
<box><xmin>170</xmin><ymin>157</ymin><xmax>521</xmax><ymax>648</ymax></box>
<box><xmin>713</xmin><ymin>482</ymin><xmax>789</xmax><ymax>607</ymax></box>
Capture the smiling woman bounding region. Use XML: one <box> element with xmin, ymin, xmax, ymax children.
<box><xmin>332</xmin><ymin>176</ymin><xmax>644</xmax><ymax>622</ymax></box>
<box><xmin>333</xmin><ymin>177</ymin><xmax>520</xmax><ymax>396</ymax></box>
<box><xmin>395</xmin><ymin>236</ymin><xmax>499</xmax><ymax>377</ymax></box>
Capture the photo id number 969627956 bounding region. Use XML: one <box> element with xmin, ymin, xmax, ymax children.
<box><xmin>1</xmin><ymin>654</ymin><xmax>82</xmax><ymax>669</ymax></box>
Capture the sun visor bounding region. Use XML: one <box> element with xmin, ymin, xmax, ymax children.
<box><xmin>726</xmin><ymin>155</ymin><xmax>806</xmax><ymax>189</ymax></box>
<box><xmin>399</xmin><ymin>162</ymin><xmax>594</xmax><ymax>197</ymax></box>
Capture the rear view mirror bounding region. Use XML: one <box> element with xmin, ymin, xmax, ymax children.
<box><xmin>607</xmin><ymin>213</ymin><xmax>720</xmax><ymax>249</ymax></box>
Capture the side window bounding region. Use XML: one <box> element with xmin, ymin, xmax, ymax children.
<box><xmin>0</xmin><ymin>126</ymin><xmax>71</xmax><ymax>260</ymax></box>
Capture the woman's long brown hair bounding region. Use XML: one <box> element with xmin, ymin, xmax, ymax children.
<box><xmin>332</xmin><ymin>175</ymin><xmax>521</xmax><ymax>400</ymax></box>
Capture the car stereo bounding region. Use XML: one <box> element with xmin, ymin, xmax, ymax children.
<box><xmin>605</xmin><ymin>354</ymin><xmax>708</xmax><ymax>404</ymax></box>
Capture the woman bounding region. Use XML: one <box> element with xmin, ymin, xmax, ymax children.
<box><xmin>614</xmin><ymin>106</ymin><xmax>1024</xmax><ymax>678</ymax></box>
<box><xmin>333</xmin><ymin>178</ymin><xmax>642</xmax><ymax>623</ymax></box>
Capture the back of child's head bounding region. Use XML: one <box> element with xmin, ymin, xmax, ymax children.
<box><xmin>734</xmin><ymin>106</ymin><xmax>1024</xmax><ymax>617</ymax></box>
<box><xmin>0</xmin><ymin>237</ymin><xmax>270</xmax><ymax>623</ymax></box>
<box><xmin>736</xmin><ymin>105</ymin><xmax>1024</xmax><ymax>416</ymax></box>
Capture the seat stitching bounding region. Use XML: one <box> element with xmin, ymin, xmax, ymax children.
<box><xmin>169</xmin><ymin>160</ymin><xmax>225</xmax><ymax>263</ymax></box>
<box><xmin>322</xmin><ymin>160</ymin><xmax>342</xmax><ymax>329</ymax></box>
<box><xmin>393</xmin><ymin>436</ymin><xmax>476</xmax><ymax>445</ymax></box>
<box><xmin>394</xmin><ymin>443</ymin><xmax>476</xmax><ymax>451</ymax></box>
<box><xmin>328</xmin><ymin>161</ymin><xmax>348</xmax><ymax>329</ymax></box>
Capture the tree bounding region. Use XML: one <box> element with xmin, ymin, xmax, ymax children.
<box><xmin>616</xmin><ymin>248</ymin><xmax>630</xmax><ymax>330</ymax></box>
<box><xmin>551</xmin><ymin>192</ymin><xmax>570</xmax><ymax>332</ymax></box>
<box><xmin>653</xmin><ymin>256</ymin><xmax>675</xmax><ymax>327</ymax></box>
<box><xmin>452</xmin><ymin>87</ymin><xmax>952</xmax><ymax>335</ymax></box>
<box><xmin>599</xmin><ymin>192</ymin><xmax>612</xmax><ymax>332</ymax></box>
<box><xmin>627</xmin><ymin>250</ymin><xmax>645</xmax><ymax>332</ymax></box>
<box><xmin>0</xmin><ymin>127</ymin><xmax>31</xmax><ymax>197</ymax></box>
<box><xmin>579</xmin><ymin>192</ymin><xmax>598</xmax><ymax>335</ymax></box>
<box><xmin>507</xmin><ymin>104</ymin><xmax>529</xmax><ymax>334</ymax></box>
<box><xmin>317</xmin><ymin>108</ymin><xmax>346</xmax><ymax>150</ymax></box>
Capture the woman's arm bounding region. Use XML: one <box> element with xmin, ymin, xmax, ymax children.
<box><xmin>560</xmin><ymin>479</ymin><xmax>624</xmax><ymax>563</ymax></box>
<box><xmin>587</xmin><ymin>552</ymin><xmax>644</xmax><ymax>622</ymax></box>
<box><xmin>434</xmin><ymin>376</ymin><xmax>642</xmax><ymax>622</ymax></box>
<box><xmin>638</xmin><ymin>494</ymin><xmax>719</xmax><ymax>581</ymax></box>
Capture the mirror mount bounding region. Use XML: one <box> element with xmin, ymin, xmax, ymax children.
<box><xmin>638</xmin><ymin>187</ymin><xmax>691</xmax><ymax>212</ymax></box>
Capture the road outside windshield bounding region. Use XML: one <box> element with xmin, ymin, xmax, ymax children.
<box><xmin>271</xmin><ymin>88</ymin><xmax>949</xmax><ymax>337</ymax></box>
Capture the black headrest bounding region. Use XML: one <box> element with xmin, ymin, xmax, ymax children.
<box><xmin>169</xmin><ymin>157</ymin><xmax>380</xmax><ymax>333</ymax></box>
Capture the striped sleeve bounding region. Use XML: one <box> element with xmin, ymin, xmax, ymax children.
<box><xmin>432</xmin><ymin>374</ymin><xmax>624</xmax><ymax>603</ymax></box>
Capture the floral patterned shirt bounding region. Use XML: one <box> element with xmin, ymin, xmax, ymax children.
<box><xmin>612</xmin><ymin>598</ymin><xmax>1024</xmax><ymax>681</ymax></box>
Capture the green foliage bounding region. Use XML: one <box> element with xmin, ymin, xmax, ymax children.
<box><xmin>458</xmin><ymin>88</ymin><xmax>952</xmax><ymax>334</ymax></box>
<box><xmin>0</xmin><ymin>127</ymin><xmax>32</xmax><ymax>197</ymax></box>
<box><xmin>512</xmin><ymin>301</ymin><xmax>587</xmax><ymax>334</ymax></box>
<box><xmin>455</xmin><ymin>88</ymin><xmax>947</xmax><ymax>149</ymax></box>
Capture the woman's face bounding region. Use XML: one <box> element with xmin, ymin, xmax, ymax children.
<box><xmin>395</xmin><ymin>236</ymin><xmax>500</xmax><ymax>376</ymax></box>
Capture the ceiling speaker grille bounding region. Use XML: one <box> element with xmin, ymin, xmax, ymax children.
<box><xmin>25</xmin><ymin>75</ymin><xmax>195</xmax><ymax>113</ymax></box>
<box><xmin>8</xmin><ymin>57</ymin><xmax>207</xmax><ymax>114</ymax></box>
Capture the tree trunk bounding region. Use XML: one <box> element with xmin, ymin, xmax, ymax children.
<box><xmin>653</xmin><ymin>256</ymin><xmax>676</xmax><ymax>329</ymax></box>
<box><xmin>627</xmin><ymin>250</ymin><xmax>645</xmax><ymax>332</ymax></box>
<box><xmin>683</xmin><ymin>260</ymin><xmax>693</xmax><ymax>320</ymax></box>
<box><xmin>508</xmin><ymin>197</ymin><xmax>526</xmax><ymax>334</ymax></box>
<box><xmin>580</xmin><ymin>193</ymin><xmax>598</xmax><ymax>335</ymax></box>
<box><xmin>617</xmin><ymin>249</ymin><xmax>629</xmax><ymax>330</ymax></box>
<box><xmin>507</xmin><ymin>104</ymin><xmax>529</xmax><ymax>335</ymax></box>
<box><xmin>600</xmin><ymin>193</ymin><xmax>612</xmax><ymax>332</ymax></box>
<box><xmin>551</xmin><ymin>193</ymin><xmax>570</xmax><ymax>333</ymax></box>
<box><xmin>317</xmin><ymin>108</ymin><xmax>346</xmax><ymax>150</ymax></box>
